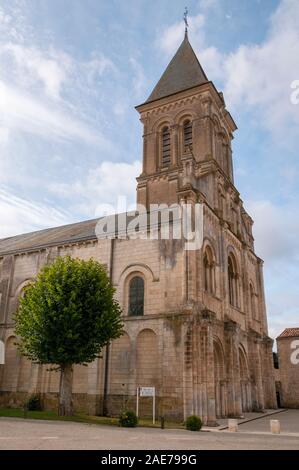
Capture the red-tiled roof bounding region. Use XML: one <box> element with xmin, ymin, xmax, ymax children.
<box><xmin>277</xmin><ymin>328</ymin><xmax>299</xmax><ymax>339</ymax></box>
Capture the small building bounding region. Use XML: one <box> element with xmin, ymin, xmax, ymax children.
<box><xmin>276</xmin><ymin>328</ymin><xmax>299</xmax><ymax>408</ymax></box>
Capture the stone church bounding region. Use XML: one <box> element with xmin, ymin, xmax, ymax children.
<box><xmin>0</xmin><ymin>33</ymin><xmax>277</xmax><ymax>424</ymax></box>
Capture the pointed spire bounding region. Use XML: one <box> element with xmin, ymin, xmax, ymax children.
<box><xmin>145</xmin><ymin>34</ymin><xmax>208</xmax><ymax>104</ymax></box>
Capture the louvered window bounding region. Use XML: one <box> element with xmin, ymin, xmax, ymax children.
<box><xmin>184</xmin><ymin>120</ymin><xmax>193</xmax><ymax>152</ymax></box>
<box><xmin>162</xmin><ymin>126</ymin><xmax>171</xmax><ymax>166</ymax></box>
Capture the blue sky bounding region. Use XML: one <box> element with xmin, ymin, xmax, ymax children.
<box><xmin>0</xmin><ymin>0</ymin><xmax>298</xmax><ymax>339</ymax></box>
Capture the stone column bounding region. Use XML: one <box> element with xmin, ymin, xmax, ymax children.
<box><xmin>171</xmin><ymin>124</ymin><xmax>179</xmax><ymax>167</ymax></box>
<box><xmin>252</xmin><ymin>336</ymin><xmax>265</xmax><ymax>411</ymax></box>
<box><xmin>182</xmin><ymin>320</ymin><xmax>194</xmax><ymax>420</ymax></box>
<box><xmin>180</xmin><ymin>192</ymin><xmax>198</xmax><ymax>305</ymax></box>
<box><xmin>246</xmin><ymin>381</ymin><xmax>251</xmax><ymax>411</ymax></box>
<box><xmin>199</xmin><ymin>323</ymin><xmax>207</xmax><ymax>423</ymax></box>
<box><xmin>201</xmin><ymin>311</ymin><xmax>216</xmax><ymax>425</ymax></box>
<box><xmin>129</xmin><ymin>337</ymin><xmax>137</xmax><ymax>398</ymax></box>
<box><xmin>142</xmin><ymin>119</ymin><xmax>148</xmax><ymax>172</ymax></box>
<box><xmin>215</xmin><ymin>380</ymin><xmax>221</xmax><ymax>417</ymax></box>
<box><xmin>201</xmin><ymin>97</ymin><xmax>213</xmax><ymax>159</ymax></box>
<box><xmin>257</xmin><ymin>259</ymin><xmax>268</xmax><ymax>334</ymax></box>
<box><xmin>241</xmin><ymin>246</ymin><xmax>251</xmax><ymax>329</ymax></box>
<box><xmin>224</xmin><ymin>320</ymin><xmax>242</xmax><ymax>417</ymax></box>
<box><xmin>233</xmin><ymin>339</ymin><xmax>242</xmax><ymax>416</ymax></box>
<box><xmin>192</xmin><ymin>318</ymin><xmax>201</xmax><ymax>417</ymax></box>
<box><xmin>220</xmin><ymin>380</ymin><xmax>227</xmax><ymax>417</ymax></box>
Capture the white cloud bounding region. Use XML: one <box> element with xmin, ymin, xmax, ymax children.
<box><xmin>84</xmin><ymin>54</ymin><xmax>117</xmax><ymax>86</ymax></box>
<box><xmin>0</xmin><ymin>24</ymin><xmax>118</xmax><ymax>147</ymax></box>
<box><xmin>199</xmin><ymin>0</ymin><xmax>220</xmax><ymax>11</ymax></box>
<box><xmin>159</xmin><ymin>0</ymin><xmax>299</xmax><ymax>139</ymax></box>
<box><xmin>223</xmin><ymin>27</ymin><xmax>299</xmax><ymax>134</ymax></box>
<box><xmin>113</xmin><ymin>101</ymin><xmax>127</xmax><ymax>117</ymax></box>
<box><xmin>248</xmin><ymin>199</ymin><xmax>299</xmax><ymax>265</ymax></box>
<box><xmin>0</xmin><ymin>127</ymin><xmax>9</xmax><ymax>145</ymax></box>
<box><xmin>219</xmin><ymin>0</ymin><xmax>299</xmax><ymax>138</ymax></box>
<box><xmin>268</xmin><ymin>291</ymin><xmax>299</xmax><ymax>340</ymax></box>
<box><xmin>159</xmin><ymin>20</ymin><xmax>185</xmax><ymax>56</ymax></box>
<box><xmin>0</xmin><ymin>80</ymin><xmax>112</xmax><ymax>147</ymax></box>
<box><xmin>0</xmin><ymin>43</ymin><xmax>70</xmax><ymax>100</ymax></box>
<box><xmin>247</xmin><ymin>198</ymin><xmax>299</xmax><ymax>339</ymax></box>
<box><xmin>129</xmin><ymin>58</ymin><xmax>148</xmax><ymax>100</ymax></box>
<box><xmin>0</xmin><ymin>8</ymin><xmax>11</xmax><ymax>26</ymax></box>
<box><xmin>49</xmin><ymin>160</ymin><xmax>142</xmax><ymax>217</ymax></box>
<box><xmin>0</xmin><ymin>188</ymin><xmax>72</xmax><ymax>238</ymax></box>
<box><xmin>198</xmin><ymin>45</ymin><xmax>224</xmax><ymax>81</ymax></box>
<box><xmin>159</xmin><ymin>14</ymin><xmax>205</xmax><ymax>56</ymax></box>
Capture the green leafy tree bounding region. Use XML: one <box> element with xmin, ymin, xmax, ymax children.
<box><xmin>14</xmin><ymin>256</ymin><xmax>123</xmax><ymax>416</ymax></box>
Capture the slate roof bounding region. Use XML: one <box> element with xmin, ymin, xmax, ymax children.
<box><xmin>0</xmin><ymin>218</ymin><xmax>99</xmax><ymax>256</ymax></box>
<box><xmin>146</xmin><ymin>33</ymin><xmax>208</xmax><ymax>104</ymax></box>
<box><xmin>0</xmin><ymin>211</ymin><xmax>152</xmax><ymax>256</ymax></box>
<box><xmin>277</xmin><ymin>328</ymin><xmax>299</xmax><ymax>339</ymax></box>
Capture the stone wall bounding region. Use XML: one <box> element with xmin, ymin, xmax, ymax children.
<box><xmin>0</xmin><ymin>213</ymin><xmax>277</xmax><ymax>423</ymax></box>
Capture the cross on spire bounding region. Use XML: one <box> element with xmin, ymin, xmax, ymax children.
<box><xmin>183</xmin><ymin>7</ymin><xmax>189</xmax><ymax>37</ymax></box>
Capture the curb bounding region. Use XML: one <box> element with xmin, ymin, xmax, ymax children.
<box><xmin>203</xmin><ymin>409</ymin><xmax>288</xmax><ymax>432</ymax></box>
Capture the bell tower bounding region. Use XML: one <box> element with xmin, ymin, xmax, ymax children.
<box><xmin>136</xmin><ymin>33</ymin><xmax>237</xmax><ymax>213</ymax></box>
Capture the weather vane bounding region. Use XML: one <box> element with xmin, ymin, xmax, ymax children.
<box><xmin>183</xmin><ymin>6</ymin><xmax>189</xmax><ymax>36</ymax></box>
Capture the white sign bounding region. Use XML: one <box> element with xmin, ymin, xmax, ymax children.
<box><xmin>139</xmin><ymin>386</ymin><xmax>155</xmax><ymax>397</ymax></box>
<box><xmin>136</xmin><ymin>386</ymin><xmax>156</xmax><ymax>424</ymax></box>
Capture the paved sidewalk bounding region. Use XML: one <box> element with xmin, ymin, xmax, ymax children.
<box><xmin>237</xmin><ymin>409</ymin><xmax>299</xmax><ymax>434</ymax></box>
<box><xmin>0</xmin><ymin>417</ymin><xmax>299</xmax><ymax>450</ymax></box>
<box><xmin>201</xmin><ymin>409</ymin><xmax>299</xmax><ymax>436</ymax></box>
<box><xmin>202</xmin><ymin>408</ymin><xmax>288</xmax><ymax>431</ymax></box>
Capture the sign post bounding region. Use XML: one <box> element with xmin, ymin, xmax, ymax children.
<box><xmin>0</xmin><ymin>340</ymin><xmax>4</xmax><ymax>365</ymax></box>
<box><xmin>136</xmin><ymin>386</ymin><xmax>156</xmax><ymax>424</ymax></box>
<box><xmin>136</xmin><ymin>387</ymin><xmax>139</xmax><ymax>418</ymax></box>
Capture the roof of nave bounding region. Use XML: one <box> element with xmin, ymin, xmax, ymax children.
<box><xmin>0</xmin><ymin>211</ymin><xmax>144</xmax><ymax>257</ymax></box>
<box><xmin>277</xmin><ymin>328</ymin><xmax>299</xmax><ymax>339</ymax></box>
<box><xmin>0</xmin><ymin>218</ymin><xmax>100</xmax><ymax>256</ymax></box>
<box><xmin>145</xmin><ymin>33</ymin><xmax>209</xmax><ymax>104</ymax></box>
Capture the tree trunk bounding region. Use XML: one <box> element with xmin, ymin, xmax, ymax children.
<box><xmin>58</xmin><ymin>364</ymin><xmax>74</xmax><ymax>416</ymax></box>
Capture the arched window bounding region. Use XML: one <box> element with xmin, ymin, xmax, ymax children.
<box><xmin>250</xmin><ymin>283</ymin><xmax>256</xmax><ymax>319</ymax></box>
<box><xmin>203</xmin><ymin>246</ymin><xmax>215</xmax><ymax>294</ymax></box>
<box><xmin>161</xmin><ymin>126</ymin><xmax>171</xmax><ymax>167</ymax></box>
<box><xmin>228</xmin><ymin>254</ymin><xmax>239</xmax><ymax>307</ymax></box>
<box><xmin>183</xmin><ymin>120</ymin><xmax>193</xmax><ymax>152</ymax></box>
<box><xmin>128</xmin><ymin>276</ymin><xmax>144</xmax><ymax>316</ymax></box>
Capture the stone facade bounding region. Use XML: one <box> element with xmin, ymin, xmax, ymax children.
<box><xmin>0</xmin><ymin>34</ymin><xmax>277</xmax><ymax>424</ymax></box>
<box><xmin>276</xmin><ymin>328</ymin><xmax>299</xmax><ymax>408</ymax></box>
